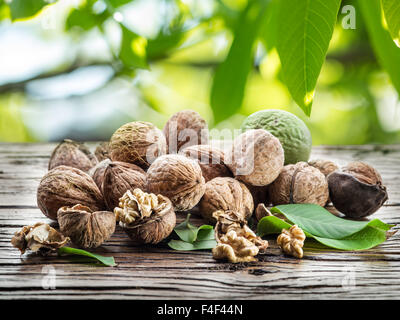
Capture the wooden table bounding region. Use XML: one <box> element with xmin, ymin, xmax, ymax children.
<box><xmin>1</xmin><ymin>143</ymin><xmax>399</xmax><ymax>300</ymax></box>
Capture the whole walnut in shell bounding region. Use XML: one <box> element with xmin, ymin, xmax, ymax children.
<box><xmin>308</xmin><ymin>159</ymin><xmax>339</xmax><ymax>177</ymax></box>
<box><xmin>102</xmin><ymin>161</ymin><xmax>147</xmax><ymax>210</ymax></box>
<box><xmin>180</xmin><ymin>144</ymin><xmax>232</xmax><ymax>182</ymax></box>
<box><xmin>57</xmin><ymin>204</ymin><xmax>115</xmax><ymax>248</ymax></box>
<box><xmin>226</xmin><ymin>129</ymin><xmax>284</xmax><ymax>186</ymax></box>
<box><xmin>48</xmin><ymin>139</ymin><xmax>98</xmax><ymax>172</ymax></box>
<box><xmin>94</xmin><ymin>142</ymin><xmax>110</xmax><ymax>162</ymax></box>
<box><xmin>163</xmin><ymin>110</ymin><xmax>209</xmax><ymax>154</ymax></box>
<box><xmin>198</xmin><ymin>177</ymin><xmax>254</xmax><ymax>224</ymax></box>
<box><xmin>146</xmin><ymin>154</ymin><xmax>206</xmax><ymax>211</ymax></box>
<box><xmin>109</xmin><ymin>121</ymin><xmax>167</xmax><ymax>169</ymax></box>
<box><xmin>115</xmin><ymin>189</ymin><xmax>176</xmax><ymax>245</ymax></box>
<box><xmin>89</xmin><ymin>158</ymin><xmax>112</xmax><ymax>190</ymax></box>
<box><xmin>328</xmin><ymin>161</ymin><xmax>388</xmax><ymax>218</ymax></box>
<box><xmin>37</xmin><ymin>166</ymin><xmax>105</xmax><ymax>220</ymax></box>
<box><xmin>268</xmin><ymin>162</ymin><xmax>329</xmax><ymax>206</ymax></box>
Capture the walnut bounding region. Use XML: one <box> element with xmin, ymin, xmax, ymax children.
<box><xmin>115</xmin><ymin>189</ymin><xmax>176</xmax><ymax>244</ymax></box>
<box><xmin>212</xmin><ymin>210</ymin><xmax>268</xmax><ymax>263</ymax></box>
<box><xmin>198</xmin><ymin>177</ymin><xmax>254</xmax><ymax>224</ymax></box>
<box><xmin>48</xmin><ymin>139</ymin><xmax>98</xmax><ymax>172</ymax></box>
<box><xmin>268</xmin><ymin>162</ymin><xmax>329</xmax><ymax>206</ymax></box>
<box><xmin>180</xmin><ymin>144</ymin><xmax>232</xmax><ymax>182</ymax></box>
<box><xmin>277</xmin><ymin>225</ymin><xmax>306</xmax><ymax>258</ymax></box>
<box><xmin>308</xmin><ymin>159</ymin><xmax>339</xmax><ymax>177</ymax></box>
<box><xmin>11</xmin><ymin>222</ymin><xmax>70</xmax><ymax>255</ymax></box>
<box><xmin>94</xmin><ymin>142</ymin><xmax>110</xmax><ymax>162</ymax></box>
<box><xmin>163</xmin><ymin>110</ymin><xmax>209</xmax><ymax>154</ymax></box>
<box><xmin>146</xmin><ymin>154</ymin><xmax>205</xmax><ymax>211</ymax></box>
<box><xmin>102</xmin><ymin>161</ymin><xmax>147</xmax><ymax>210</ymax></box>
<box><xmin>245</xmin><ymin>184</ymin><xmax>269</xmax><ymax>208</ymax></box>
<box><xmin>88</xmin><ymin>158</ymin><xmax>112</xmax><ymax>190</ymax></box>
<box><xmin>37</xmin><ymin>166</ymin><xmax>105</xmax><ymax>220</ymax></box>
<box><xmin>328</xmin><ymin>161</ymin><xmax>388</xmax><ymax>218</ymax></box>
<box><xmin>254</xmin><ymin>203</ymin><xmax>273</xmax><ymax>221</ymax></box>
<box><xmin>226</xmin><ymin>129</ymin><xmax>284</xmax><ymax>186</ymax></box>
<box><xmin>57</xmin><ymin>204</ymin><xmax>115</xmax><ymax>248</ymax></box>
<box><xmin>109</xmin><ymin>121</ymin><xmax>167</xmax><ymax>169</ymax></box>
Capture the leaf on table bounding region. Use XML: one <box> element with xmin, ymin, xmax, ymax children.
<box><xmin>275</xmin><ymin>0</ymin><xmax>341</xmax><ymax>116</ymax></box>
<box><xmin>381</xmin><ymin>0</ymin><xmax>400</xmax><ymax>48</ymax></box>
<box><xmin>359</xmin><ymin>0</ymin><xmax>400</xmax><ymax>98</ymax></box>
<box><xmin>58</xmin><ymin>247</ymin><xmax>117</xmax><ymax>267</ymax></box>
<box><xmin>168</xmin><ymin>239</ymin><xmax>217</xmax><ymax>251</ymax></box>
<box><xmin>210</xmin><ymin>0</ymin><xmax>268</xmax><ymax>124</ymax></box>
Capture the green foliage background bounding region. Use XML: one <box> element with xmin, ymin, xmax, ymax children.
<box><xmin>0</xmin><ymin>0</ymin><xmax>400</xmax><ymax>144</ymax></box>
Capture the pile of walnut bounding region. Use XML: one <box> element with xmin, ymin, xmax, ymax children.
<box><xmin>11</xmin><ymin>110</ymin><xmax>388</xmax><ymax>262</ymax></box>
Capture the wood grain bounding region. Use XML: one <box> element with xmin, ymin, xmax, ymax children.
<box><xmin>0</xmin><ymin>143</ymin><xmax>399</xmax><ymax>299</ymax></box>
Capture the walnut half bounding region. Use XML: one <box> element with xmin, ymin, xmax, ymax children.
<box><xmin>212</xmin><ymin>210</ymin><xmax>268</xmax><ymax>263</ymax></box>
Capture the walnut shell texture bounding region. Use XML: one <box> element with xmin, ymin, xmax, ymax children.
<box><xmin>226</xmin><ymin>129</ymin><xmax>284</xmax><ymax>186</ymax></box>
<box><xmin>308</xmin><ymin>159</ymin><xmax>339</xmax><ymax>177</ymax></box>
<box><xmin>180</xmin><ymin>144</ymin><xmax>232</xmax><ymax>182</ymax></box>
<box><xmin>163</xmin><ymin>110</ymin><xmax>209</xmax><ymax>154</ymax></box>
<box><xmin>268</xmin><ymin>162</ymin><xmax>329</xmax><ymax>206</ymax></box>
<box><xmin>102</xmin><ymin>161</ymin><xmax>147</xmax><ymax>210</ymax></box>
<box><xmin>88</xmin><ymin>158</ymin><xmax>112</xmax><ymax>191</ymax></box>
<box><xmin>146</xmin><ymin>154</ymin><xmax>206</xmax><ymax>211</ymax></box>
<box><xmin>37</xmin><ymin>166</ymin><xmax>105</xmax><ymax>220</ymax></box>
<box><xmin>48</xmin><ymin>139</ymin><xmax>98</xmax><ymax>172</ymax></box>
<box><xmin>328</xmin><ymin>162</ymin><xmax>388</xmax><ymax>218</ymax></box>
<box><xmin>57</xmin><ymin>204</ymin><xmax>115</xmax><ymax>248</ymax></box>
<box><xmin>117</xmin><ymin>193</ymin><xmax>176</xmax><ymax>245</ymax></box>
<box><xmin>198</xmin><ymin>177</ymin><xmax>254</xmax><ymax>224</ymax></box>
<box><xmin>94</xmin><ymin>142</ymin><xmax>110</xmax><ymax>162</ymax></box>
<box><xmin>109</xmin><ymin>121</ymin><xmax>167</xmax><ymax>169</ymax></box>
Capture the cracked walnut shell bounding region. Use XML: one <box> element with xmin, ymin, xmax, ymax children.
<box><xmin>198</xmin><ymin>177</ymin><xmax>253</xmax><ymax>224</ymax></box>
<box><xmin>57</xmin><ymin>204</ymin><xmax>116</xmax><ymax>248</ymax></box>
<box><xmin>37</xmin><ymin>166</ymin><xmax>105</xmax><ymax>220</ymax></box>
<box><xmin>277</xmin><ymin>225</ymin><xmax>306</xmax><ymax>258</ymax></box>
<box><xmin>226</xmin><ymin>129</ymin><xmax>284</xmax><ymax>186</ymax></box>
<box><xmin>11</xmin><ymin>222</ymin><xmax>69</xmax><ymax>255</ymax></box>
<box><xmin>115</xmin><ymin>189</ymin><xmax>176</xmax><ymax>244</ymax></box>
<box><xmin>146</xmin><ymin>154</ymin><xmax>206</xmax><ymax>211</ymax></box>
<box><xmin>268</xmin><ymin>162</ymin><xmax>329</xmax><ymax>206</ymax></box>
<box><xmin>48</xmin><ymin>139</ymin><xmax>98</xmax><ymax>172</ymax></box>
<box><xmin>109</xmin><ymin>121</ymin><xmax>167</xmax><ymax>169</ymax></box>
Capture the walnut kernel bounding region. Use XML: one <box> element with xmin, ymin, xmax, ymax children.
<box><xmin>277</xmin><ymin>225</ymin><xmax>306</xmax><ymax>258</ymax></box>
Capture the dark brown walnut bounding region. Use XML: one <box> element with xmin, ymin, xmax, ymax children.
<box><xmin>226</xmin><ymin>129</ymin><xmax>284</xmax><ymax>186</ymax></box>
<box><xmin>114</xmin><ymin>189</ymin><xmax>176</xmax><ymax>245</ymax></box>
<box><xmin>94</xmin><ymin>142</ymin><xmax>110</xmax><ymax>162</ymax></box>
<box><xmin>11</xmin><ymin>222</ymin><xmax>69</xmax><ymax>255</ymax></box>
<box><xmin>328</xmin><ymin>161</ymin><xmax>388</xmax><ymax>218</ymax></box>
<box><xmin>308</xmin><ymin>159</ymin><xmax>339</xmax><ymax>177</ymax></box>
<box><xmin>180</xmin><ymin>144</ymin><xmax>232</xmax><ymax>182</ymax></box>
<box><xmin>268</xmin><ymin>162</ymin><xmax>329</xmax><ymax>206</ymax></box>
<box><xmin>88</xmin><ymin>158</ymin><xmax>112</xmax><ymax>191</ymax></box>
<box><xmin>48</xmin><ymin>139</ymin><xmax>98</xmax><ymax>172</ymax></box>
<box><xmin>37</xmin><ymin>166</ymin><xmax>105</xmax><ymax>220</ymax></box>
<box><xmin>57</xmin><ymin>204</ymin><xmax>115</xmax><ymax>248</ymax></box>
<box><xmin>109</xmin><ymin>121</ymin><xmax>167</xmax><ymax>169</ymax></box>
<box><xmin>246</xmin><ymin>184</ymin><xmax>269</xmax><ymax>209</ymax></box>
<box><xmin>146</xmin><ymin>154</ymin><xmax>205</xmax><ymax>211</ymax></box>
<box><xmin>102</xmin><ymin>161</ymin><xmax>147</xmax><ymax>210</ymax></box>
<box><xmin>163</xmin><ymin>110</ymin><xmax>209</xmax><ymax>154</ymax></box>
<box><xmin>198</xmin><ymin>177</ymin><xmax>254</xmax><ymax>224</ymax></box>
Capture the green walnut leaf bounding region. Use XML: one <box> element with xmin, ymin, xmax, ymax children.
<box><xmin>275</xmin><ymin>0</ymin><xmax>341</xmax><ymax>116</ymax></box>
<box><xmin>257</xmin><ymin>204</ymin><xmax>394</xmax><ymax>251</ymax></box>
<box><xmin>119</xmin><ymin>23</ymin><xmax>148</xmax><ymax>69</ymax></box>
<box><xmin>381</xmin><ymin>0</ymin><xmax>400</xmax><ymax>47</ymax></box>
<box><xmin>168</xmin><ymin>214</ymin><xmax>216</xmax><ymax>251</ymax></box>
<box><xmin>359</xmin><ymin>0</ymin><xmax>400</xmax><ymax>100</ymax></box>
<box><xmin>9</xmin><ymin>0</ymin><xmax>54</xmax><ymax>21</ymax></box>
<box><xmin>58</xmin><ymin>247</ymin><xmax>117</xmax><ymax>267</ymax></box>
